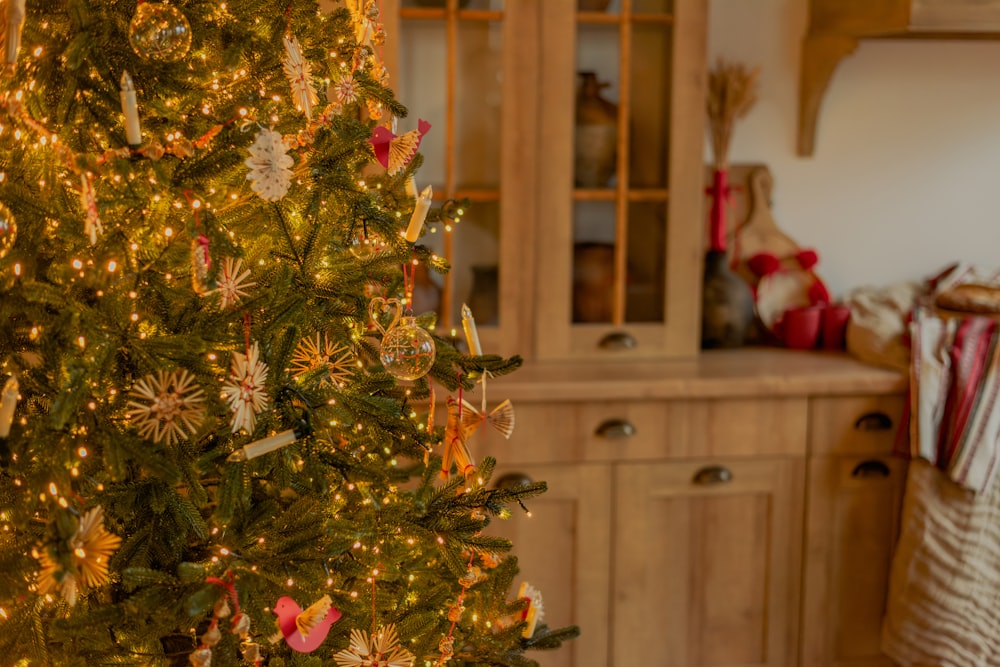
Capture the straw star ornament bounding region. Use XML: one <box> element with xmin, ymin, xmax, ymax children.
<box><xmin>333</xmin><ymin>624</ymin><xmax>414</xmax><ymax>667</ymax></box>
<box><xmin>36</xmin><ymin>506</ymin><xmax>122</xmax><ymax>606</ymax></box>
<box><xmin>126</xmin><ymin>369</ymin><xmax>206</xmax><ymax>446</ymax></box>
<box><xmin>213</xmin><ymin>257</ymin><xmax>255</xmax><ymax>309</ymax></box>
<box><xmin>290</xmin><ymin>333</ymin><xmax>355</xmax><ymax>387</ymax></box>
<box><xmin>222</xmin><ymin>342</ymin><xmax>269</xmax><ymax>434</ymax></box>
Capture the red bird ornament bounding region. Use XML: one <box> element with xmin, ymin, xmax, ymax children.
<box><xmin>369</xmin><ymin>118</ymin><xmax>431</xmax><ymax>175</ymax></box>
<box><xmin>272</xmin><ymin>594</ymin><xmax>342</xmax><ymax>653</ymax></box>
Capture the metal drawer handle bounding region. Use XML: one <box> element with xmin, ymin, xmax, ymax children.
<box><xmin>854</xmin><ymin>411</ymin><xmax>893</xmax><ymax>431</ymax></box>
<box><xmin>693</xmin><ymin>465</ymin><xmax>733</xmax><ymax>485</ymax></box>
<box><xmin>851</xmin><ymin>460</ymin><xmax>891</xmax><ymax>478</ymax></box>
<box><xmin>595</xmin><ymin>419</ymin><xmax>636</xmax><ymax>439</ymax></box>
<box><xmin>598</xmin><ymin>331</ymin><xmax>637</xmax><ymax>350</ymax></box>
<box><xmin>495</xmin><ymin>472</ymin><xmax>533</xmax><ymax>489</ymax></box>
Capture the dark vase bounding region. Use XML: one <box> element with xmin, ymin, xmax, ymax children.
<box><xmin>701</xmin><ymin>250</ymin><xmax>755</xmax><ymax>349</ymax></box>
<box><xmin>700</xmin><ymin>168</ymin><xmax>754</xmax><ymax>348</ymax></box>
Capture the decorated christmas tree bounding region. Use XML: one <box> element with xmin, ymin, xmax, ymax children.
<box><xmin>0</xmin><ymin>1</ymin><xmax>577</xmax><ymax>664</ymax></box>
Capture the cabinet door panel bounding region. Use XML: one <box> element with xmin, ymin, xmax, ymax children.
<box><xmin>490</xmin><ymin>464</ymin><xmax>612</xmax><ymax>667</ymax></box>
<box><xmin>801</xmin><ymin>456</ymin><xmax>907</xmax><ymax>667</ymax></box>
<box><xmin>614</xmin><ymin>458</ymin><xmax>805</xmax><ymax>667</ymax></box>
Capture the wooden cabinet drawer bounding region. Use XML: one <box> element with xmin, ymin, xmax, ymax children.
<box><xmin>809</xmin><ymin>395</ymin><xmax>906</xmax><ymax>456</ymax></box>
<box><xmin>579</xmin><ymin>397</ymin><xmax>808</xmax><ymax>461</ymax></box>
<box><xmin>486</xmin><ymin>397</ymin><xmax>809</xmax><ymax>465</ymax></box>
<box><xmin>481</xmin><ymin>402</ymin><xmax>580</xmax><ymax>465</ymax></box>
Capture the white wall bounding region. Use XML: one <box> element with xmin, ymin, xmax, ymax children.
<box><xmin>708</xmin><ymin>0</ymin><xmax>1000</xmax><ymax>299</ymax></box>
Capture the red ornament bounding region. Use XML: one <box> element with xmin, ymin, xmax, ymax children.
<box><xmin>273</xmin><ymin>595</ymin><xmax>342</xmax><ymax>653</ymax></box>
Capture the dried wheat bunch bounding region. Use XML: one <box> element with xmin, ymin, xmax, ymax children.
<box><xmin>706</xmin><ymin>59</ymin><xmax>760</xmax><ymax>169</ymax></box>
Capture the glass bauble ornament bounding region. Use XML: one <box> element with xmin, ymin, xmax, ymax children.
<box><xmin>380</xmin><ymin>316</ymin><xmax>436</xmax><ymax>381</ymax></box>
<box><xmin>0</xmin><ymin>201</ymin><xmax>16</xmax><ymax>259</ymax></box>
<box><xmin>128</xmin><ymin>2</ymin><xmax>192</xmax><ymax>62</ymax></box>
<box><xmin>349</xmin><ymin>232</ymin><xmax>386</xmax><ymax>259</ymax></box>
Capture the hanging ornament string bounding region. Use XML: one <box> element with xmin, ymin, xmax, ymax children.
<box><xmin>243</xmin><ymin>312</ymin><xmax>252</xmax><ymax>357</ymax></box>
<box><xmin>433</xmin><ymin>550</ymin><xmax>477</xmax><ymax>666</ymax></box>
<box><xmin>401</xmin><ymin>259</ymin><xmax>415</xmax><ymax>314</ymax></box>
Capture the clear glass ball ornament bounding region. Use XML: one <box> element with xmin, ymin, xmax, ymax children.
<box><xmin>0</xmin><ymin>201</ymin><xmax>16</xmax><ymax>259</ymax></box>
<box><xmin>379</xmin><ymin>316</ymin><xmax>436</xmax><ymax>381</ymax></box>
<box><xmin>349</xmin><ymin>232</ymin><xmax>386</xmax><ymax>259</ymax></box>
<box><xmin>128</xmin><ymin>2</ymin><xmax>192</xmax><ymax>62</ymax></box>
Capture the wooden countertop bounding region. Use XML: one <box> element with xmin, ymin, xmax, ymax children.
<box><xmin>490</xmin><ymin>348</ymin><xmax>908</xmax><ymax>402</ymax></box>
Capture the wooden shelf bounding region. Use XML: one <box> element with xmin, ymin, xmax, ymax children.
<box><xmin>799</xmin><ymin>0</ymin><xmax>1000</xmax><ymax>156</ymax></box>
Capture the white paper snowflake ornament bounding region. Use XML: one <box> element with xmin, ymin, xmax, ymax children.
<box><xmin>245</xmin><ymin>127</ymin><xmax>294</xmax><ymax>201</ymax></box>
<box><xmin>126</xmin><ymin>369</ymin><xmax>206</xmax><ymax>446</ymax></box>
<box><xmin>222</xmin><ymin>342</ymin><xmax>269</xmax><ymax>434</ymax></box>
<box><xmin>282</xmin><ymin>35</ymin><xmax>319</xmax><ymax>120</ymax></box>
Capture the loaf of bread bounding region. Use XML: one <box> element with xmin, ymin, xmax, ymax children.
<box><xmin>935</xmin><ymin>283</ymin><xmax>1000</xmax><ymax>314</ymax></box>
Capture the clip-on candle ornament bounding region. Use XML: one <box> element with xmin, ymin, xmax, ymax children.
<box><xmin>227</xmin><ymin>411</ymin><xmax>312</xmax><ymax>462</ymax></box>
<box><xmin>120</xmin><ymin>71</ymin><xmax>142</xmax><ymax>147</ymax></box>
<box><xmin>405</xmin><ymin>184</ymin><xmax>432</xmax><ymax>243</ymax></box>
<box><xmin>461</xmin><ymin>303</ymin><xmax>482</xmax><ymax>356</ymax></box>
<box><xmin>4</xmin><ymin>0</ymin><xmax>26</xmax><ymax>67</ymax></box>
<box><xmin>0</xmin><ymin>374</ymin><xmax>18</xmax><ymax>438</ymax></box>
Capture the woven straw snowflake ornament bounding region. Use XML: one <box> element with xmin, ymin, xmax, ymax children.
<box><xmin>282</xmin><ymin>35</ymin><xmax>319</xmax><ymax>120</ymax></box>
<box><xmin>212</xmin><ymin>257</ymin><xmax>255</xmax><ymax>309</ymax></box>
<box><xmin>333</xmin><ymin>624</ymin><xmax>415</xmax><ymax>667</ymax></box>
<box><xmin>222</xmin><ymin>341</ymin><xmax>269</xmax><ymax>434</ymax></box>
<box><xmin>36</xmin><ymin>506</ymin><xmax>121</xmax><ymax>606</ymax></box>
<box><xmin>126</xmin><ymin>369</ymin><xmax>206</xmax><ymax>446</ymax></box>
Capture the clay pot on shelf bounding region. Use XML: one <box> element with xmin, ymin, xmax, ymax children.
<box><xmin>574</xmin><ymin>72</ymin><xmax>618</xmax><ymax>188</ymax></box>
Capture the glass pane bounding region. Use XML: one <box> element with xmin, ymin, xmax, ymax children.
<box><xmin>455</xmin><ymin>20</ymin><xmax>503</xmax><ymax>190</ymax></box>
<box><xmin>579</xmin><ymin>0</ymin><xmax>618</xmax><ymax>13</ymax></box>
<box><xmin>418</xmin><ymin>202</ymin><xmax>501</xmax><ymax>329</ymax></box>
<box><xmin>402</xmin><ymin>0</ymin><xmax>501</xmax><ymax>7</ymax></box>
<box><xmin>633</xmin><ymin>0</ymin><xmax>674</xmax><ymax>13</ymax></box>
<box><xmin>629</xmin><ymin>24</ymin><xmax>672</xmax><ymax>189</ymax></box>
<box><xmin>399</xmin><ymin>20</ymin><xmax>447</xmax><ymax>186</ymax></box>
<box><xmin>575</xmin><ymin>26</ymin><xmax>620</xmax><ymax>189</ymax></box>
<box><xmin>625</xmin><ymin>202</ymin><xmax>666</xmax><ymax>322</ymax></box>
<box><xmin>573</xmin><ymin>202</ymin><xmax>616</xmax><ymax>323</ymax></box>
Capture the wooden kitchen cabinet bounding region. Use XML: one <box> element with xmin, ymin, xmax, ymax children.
<box><xmin>614</xmin><ymin>457</ymin><xmax>805</xmax><ymax>667</ymax></box>
<box><xmin>801</xmin><ymin>455</ymin><xmax>907</xmax><ymax>667</ymax></box>
<box><xmin>474</xmin><ymin>351</ymin><xmax>910</xmax><ymax>667</ymax></box>
<box><xmin>800</xmin><ymin>395</ymin><xmax>909</xmax><ymax>667</ymax></box>
<box><xmin>489</xmin><ymin>463</ymin><xmax>612</xmax><ymax>667</ymax></box>
<box><xmin>382</xmin><ymin>0</ymin><xmax>708</xmax><ymax>362</ymax></box>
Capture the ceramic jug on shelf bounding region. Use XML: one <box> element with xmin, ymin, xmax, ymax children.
<box><xmin>574</xmin><ymin>71</ymin><xmax>618</xmax><ymax>188</ymax></box>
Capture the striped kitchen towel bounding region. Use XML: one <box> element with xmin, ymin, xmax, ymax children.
<box><xmin>910</xmin><ymin>308</ymin><xmax>1000</xmax><ymax>493</ymax></box>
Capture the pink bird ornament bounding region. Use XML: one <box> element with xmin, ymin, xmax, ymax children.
<box><xmin>272</xmin><ymin>594</ymin><xmax>342</xmax><ymax>653</ymax></box>
<box><xmin>369</xmin><ymin>118</ymin><xmax>431</xmax><ymax>175</ymax></box>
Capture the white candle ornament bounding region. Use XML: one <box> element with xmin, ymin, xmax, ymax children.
<box><xmin>227</xmin><ymin>428</ymin><xmax>301</xmax><ymax>462</ymax></box>
<box><xmin>5</xmin><ymin>0</ymin><xmax>26</xmax><ymax>66</ymax></box>
<box><xmin>405</xmin><ymin>184</ymin><xmax>432</xmax><ymax>243</ymax></box>
<box><xmin>461</xmin><ymin>303</ymin><xmax>483</xmax><ymax>356</ymax></box>
<box><xmin>0</xmin><ymin>375</ymin><xmax>19</xmax><ymax>438</ymax></box>
<box><xmin>120</xmin><ymin>71</ymin><xmax>142</xmax><ymax>146</ymax></box>
<box><xmin>404</xmin><ymin>174</ymin><xmax>418</xmax><ymax>199</ymax></box>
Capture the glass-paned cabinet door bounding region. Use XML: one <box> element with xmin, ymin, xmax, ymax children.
<box><xmin>381</xmin><ymin>0</ymin><xmax>538</xmax><ymax>358</ymax></box>
<box><xmin>536</xmin><ymin>0</ymin><xmax>706</xmax><ymax>360</ymax></box>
